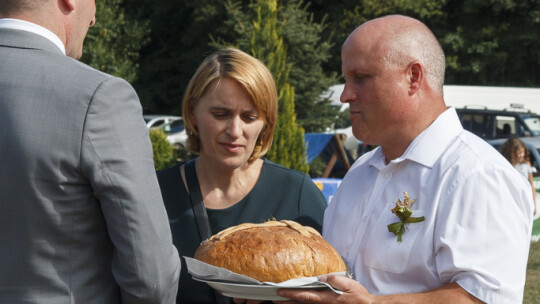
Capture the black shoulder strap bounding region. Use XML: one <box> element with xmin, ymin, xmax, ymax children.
<box><xmin>184</xmin><ymin>159</ymin><xmax>232</xmax><ymax>304</ymax></box>
<box><xmin>185</xmin><ymin>159</ymin><xmax>213</xmax><ymax>241</ymax></box>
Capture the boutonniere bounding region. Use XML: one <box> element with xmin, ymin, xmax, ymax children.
<box><xmin>387</xmin><ymin>191</ymin><xmax>425</xmax><ymax>242</ymax></box>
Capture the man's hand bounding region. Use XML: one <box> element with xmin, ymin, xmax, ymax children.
<box><xmin>274</xmin><ymin>275</ymin><xmax>373</xmax><ymax>303</ymax></box>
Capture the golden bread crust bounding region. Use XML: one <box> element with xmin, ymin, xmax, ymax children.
<box><xmin>194</xmin><ymin>220</ymin><xmax>346</xmax><ymax>282</ymax></box>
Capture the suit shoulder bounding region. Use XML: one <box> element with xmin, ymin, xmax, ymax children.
<box><xmin>63</xmin><ymin>56</ymin><xmax>115</xmax><ymax>82</ymax></box>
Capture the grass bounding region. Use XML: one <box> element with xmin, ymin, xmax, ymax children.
<box><xmin>524</xmin><ymin>218</ymin><xmax>540</xmax><ymax>303</ymax></box>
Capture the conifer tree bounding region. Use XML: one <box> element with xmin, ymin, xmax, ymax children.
<box><xmin>249</xmin><ymin>0</ymin><xmax>308</xmax><ymax>173</ymax></box>
<box><xmin>81</xmin><ymin>0</ymin><xmax>149</xmax><ymax>83</ymax></box>
<box><xmin>214</xmin><ymin>0</ymin><xmax>338</xmax><ymax>132</ymax></box>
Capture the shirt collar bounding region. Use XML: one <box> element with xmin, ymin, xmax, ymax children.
<box><xmin>0</xmin><ymin>18</ymin><xmax>66</xmax><ymax>55</ymax></box>
<box><xmin>369</xmin><ymin>107</ymin><xmax>463</xmax><ymax>170</ymax></box>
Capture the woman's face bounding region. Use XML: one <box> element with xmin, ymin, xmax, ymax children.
<box><xmin>191</xmin><ymin>77</ymin><xmax>265</xmax><ymax>170</ymax></box>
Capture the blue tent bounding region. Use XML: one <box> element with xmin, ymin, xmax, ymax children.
<box><xmin>304</xmin><ymin>133</ymin><xmax>354</xmax><ymax>178</ymax></box>
<box><xmin>304</xmin><ymin>133</ymin><xmax>334</xmax><ymax>163</ymax></box>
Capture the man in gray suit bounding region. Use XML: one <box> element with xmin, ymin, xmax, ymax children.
<box><xmin>0</xmin><ymin>1</ymin><xmax>181</xmax><ymax>303</ymax></box>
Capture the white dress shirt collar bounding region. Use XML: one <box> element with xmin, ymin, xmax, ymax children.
<box><xmin>0</xmin><ymin>18</ymin><xmax>66</xmax><ymax>55</ymax></box>
<box><xmin>369</xmin><ymin>107</ymin><xmax>463</xmax><ymax>170</ymax></box>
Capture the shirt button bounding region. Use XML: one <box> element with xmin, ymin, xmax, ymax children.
<box><xmin>381</xmin><ymin>173</ymin><xmax>391</xmax><ymax>178</ymax></box>
<box><xmin>362</xmin><ymin>216</ymin><xmax>368</xmax><ymax>222</ymax></box>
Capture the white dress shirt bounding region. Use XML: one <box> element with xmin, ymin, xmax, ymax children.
<box><xmin>324</xmin><ymin>107</ymin><xmax>533</xmax><ymax>303</ymax></box>
<box><xmin>0</xmin><ymin>18</ymin><xmax>65</xmax><ymax>54</ymax></box>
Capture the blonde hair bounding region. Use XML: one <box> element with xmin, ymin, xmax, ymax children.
<box><xmin>182</xmin><ymin>47</ymin><xmax>278</xmax><ymax>161</ymax></box>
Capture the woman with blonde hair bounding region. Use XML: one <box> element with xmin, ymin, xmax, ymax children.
<box><xmin>501</xmin><ymin>137</ymin><xmax>537</xmax><ymax>216</ymax></box>
<box><xmin>157</xmin><ymin>47</ymin><xmax>327</xmax><ymax>303</ymax></box>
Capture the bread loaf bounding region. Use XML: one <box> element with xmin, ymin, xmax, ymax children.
<box><xmin>194</xmin><ymin>220</ymin><xmax>346</xmax><ymax>283</ymax></box>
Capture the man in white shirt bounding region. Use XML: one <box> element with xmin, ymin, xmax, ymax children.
<box><xmin>277</xmin><ymin>14</ymin><xmax>533</xmax><ymax>303</ymax></box>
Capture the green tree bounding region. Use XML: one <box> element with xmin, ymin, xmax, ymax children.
<box><xmin>434</xmin><ymin>0</ymin><xmax>540</xmax><ymax>86</ymax></box>
<box><xmin>133</xmin><ymin>0</ymin><xmax>337</xmax><ymax>132</ymax></box>
<box><xmin>81</xmin><ymin>0</ymin><xmax>150</xmax><ymax>83</ymax></box>
<box><xmin>214</xmin><ymin>0</ymin><xmax>338</xmax><ymax>132</ymax></box>
<box><xmin>133</xmin><ymin>0</ymin><xmax>238</xmax><ymax>115</ymax></box>
<box><xmin>249</xmin><ymin>0</ymin><xmax>309</xmax><ymax>173</ymax></box>
<box><xmin>309</xmin><ymin>0</ymin><xmax>540</xmax><ymax>87</ymax></box>
<box><xmin>309</xmin><ymin>0</ymin><xmax>446</xmax><ymax>78</ymax></box>
<box><xmin>148</xmin><ymin>129</ymin><xmax>176</xmax><ymax>170</ymax></box>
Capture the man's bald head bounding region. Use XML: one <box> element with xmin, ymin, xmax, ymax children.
<box><xmin>344</xmin><ymin>15</ymin><xmax>446</xmax><ymax>95</ymax></box>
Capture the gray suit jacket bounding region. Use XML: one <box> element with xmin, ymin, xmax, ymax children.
<box><xmin>0</xmin><ymin>28</ymin><xmax>180</xmax><ymax>303</ymax></box>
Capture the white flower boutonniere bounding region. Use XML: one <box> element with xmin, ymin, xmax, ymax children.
<box><xmin>387</xmin><ymin>191</ymin><xmax>425</xmax><ymax>243</ymax></box>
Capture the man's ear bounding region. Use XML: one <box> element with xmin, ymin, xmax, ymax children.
<box><xmin>62</xmin><ymin>0</ymin><xmax>75</xmax><ymax>11</ymax></box>
<box><xmin>408</xmin><ymin>61</ymin><xmax>423</xmax><ymax>96</ymax></box>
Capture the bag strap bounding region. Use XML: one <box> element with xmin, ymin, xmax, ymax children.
<box><xmin>184</xmin><ymin>159</ymin><xmax>232</xmax><ymax>304</ymax></box>
<box><xmin>185</xmin><ymin>159</ymin><xmax>213</xmax><ymax>241</ymax></box>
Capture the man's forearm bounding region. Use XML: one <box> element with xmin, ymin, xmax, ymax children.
<box><xmin>372</xmin><ymin>283</ymin><xmax>484</xmax><ymax>304</ymax></box>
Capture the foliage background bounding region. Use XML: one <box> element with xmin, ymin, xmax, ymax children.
<box><xmin>82</xmin><ymin>0</ymin><xmax>540</xmax><ymax>169</ymax></box>
<box><xmin>238</xmin><ymin>0</ymin><xmax>309</xmax><ymax>172</ymax></box>
<box><xmin>148</xmin><ymin>129</ymin><xmax>176</xmax><ymax>170</ymax></box>
<box><xmin>525</xmin><ymin>239</ymin><xmax>540</xmax><ymax>303</ymax></box>
<box><xmin>81</xmin><ymin>0</ymin><xmax>149</xmax><ymax>83</ymax></box>
<box><xmin>85</xmin><ymin>0</ymin><xmax>540</xmax><ymax>120</ymax></box>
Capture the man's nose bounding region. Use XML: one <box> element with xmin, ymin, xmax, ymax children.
<box><xmin>340</xmin><ymin>84</ymin><xmax>357</xmax><ymax>104</ymax></box>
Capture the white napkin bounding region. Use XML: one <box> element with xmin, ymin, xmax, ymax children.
<box><xmin>185</xmin><ymin>256</ymin><xmax>346</xmax><ymax>293</ymax></box>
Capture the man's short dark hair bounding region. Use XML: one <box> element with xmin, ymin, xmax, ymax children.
<box><xmin>0</xmin><ymin>0</ymin><xmax>47</xmax><ymax>15</ymax></box>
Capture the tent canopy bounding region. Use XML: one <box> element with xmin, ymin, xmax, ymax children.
<box><xmin>304</xmin><ymin>133</ymin><xmax>353</xmax><ymax>178</ymax></box>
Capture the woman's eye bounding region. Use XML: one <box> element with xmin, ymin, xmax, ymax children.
<box><xmin>243</xmin><ymin>114</ymin><xmax>258</xmax><ymax>122</ymax></box>
<box><xmin>212</xmin><ymin>112</ymin><xmax>228</xmax><ymax>119</ymax></box>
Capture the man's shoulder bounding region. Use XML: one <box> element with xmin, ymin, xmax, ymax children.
<box><xmin>62</xmin><ymin>56</ymin><xmax>113</xmax><ymax>82</ymax></box>
<box><xmin>451</xmin><ymin>130</ymin><xmax>506</xmax><ymax>164</ymax></box>
<box><xmin>441</xmin><ymin>130</ymin><xmax>520</xmax><ymax>180</ymax></box>
<box><xmin>56</xmin><ymin>56</ymin><xmax>136</xmax><ymax>97</ymax></box>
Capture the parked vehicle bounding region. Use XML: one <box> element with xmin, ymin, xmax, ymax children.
<box><xmin>143</xmin><ymin>115</ymin><xmax>181</xmax><ymax>129</ymax></box>
<box><xmin>159</xmin><ymin>118</ymin><xmax>187</xmax><ymax>148</ymax></box>
<box><xmin>324</xmin><ymin>84</ymin><xmax>540</xmax><ymax>159</ymax></box>
<box><xmin>456</xmin><ymin>107</ymin><xmax>540</xmax><ymax>140</ymax></box>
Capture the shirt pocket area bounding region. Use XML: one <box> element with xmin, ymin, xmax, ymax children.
<box><xmin>362</xmin><ymin>202</ymin><xmax>426</xmax><ymax>273</ymax></box>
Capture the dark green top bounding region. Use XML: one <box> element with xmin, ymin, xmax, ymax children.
<box><xmin>157</xmin><ymin>159</ymin><xmax>327</xmax><ymax>304</ymax></box>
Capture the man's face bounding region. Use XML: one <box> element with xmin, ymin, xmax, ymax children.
<box><xmin>65</xmin><ymin>0</ymin><xmax>96</xmax><ymax>59</ymax></box>
<box><xmin>340</xmin><ymin>30</ymin><xmax>409</xmax><ymax>147</ymax></box>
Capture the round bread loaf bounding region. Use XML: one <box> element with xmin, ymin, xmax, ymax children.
<box><xmin>194</xmin><ymin>220</ymin><xmax>346</xmax><ymax>283</ymax></box>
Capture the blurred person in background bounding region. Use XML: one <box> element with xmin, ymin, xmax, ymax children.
<box><xmin>502</xmin><ymin>137</ymin><xmax>537</xmax><ymax>215</ymax></box>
